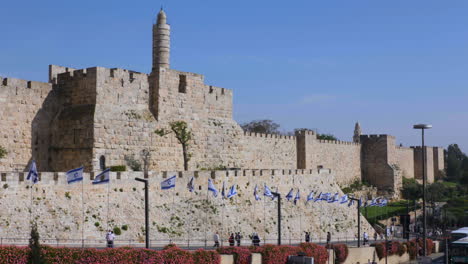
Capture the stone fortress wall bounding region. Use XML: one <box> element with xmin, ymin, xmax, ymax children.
<box><xmin>0</xmin><ymin>169</ymin><xmax>374</xmax><ymax>243</ymax></box>
<box><xmin>0</xmin><ymin>9</ymin><xmax>445</xmax><ymax>198</ymax></box>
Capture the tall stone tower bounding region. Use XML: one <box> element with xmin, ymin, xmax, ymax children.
<box><xmin>152</xmin><ymin>9</ymin><xmax>170</xmax><ymax>71</ymax></box>
<box><xmin>353</xmin><ymin>122</ymin><xmax>361</xmax><ymax>143</ymax></box>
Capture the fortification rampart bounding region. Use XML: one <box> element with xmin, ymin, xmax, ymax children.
<box><xmin>0</xmin><ymin>169</ymin><xmax>373</xmax><ymax>243</ymax></box>
<box><xmin>242</xmin><ymin>132</ymin><xmax>297</xmax><ymax>169</ymax></box>
<box><xmin>411</xmin><ymin>146</ymin><xmax>435</xmax><ymax>183</ymax></box>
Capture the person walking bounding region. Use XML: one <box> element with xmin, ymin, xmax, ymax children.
<box><xmin>373</xmin><ymin>232</ymin><xmax>378</xmax><ymax>242</ymax></box>
<box><xmin>305</xmin><ymin>232</ymin><xmax>310</xmax><ymax>243</ymax></box>
<box><xmin>213</xmin><ymin>232</ymin><xmax>220</xmax><ymax>248</ymax></box>
<box><xmin>252</xmin><ymin>232</ymin><xmax>260</xmax><ymax>246</ymax></box>
<box><xmin>235</xmin><ymin>232</ymin><xmax>242</xmax><ymax>246</ymax></box>
<box><xmin>106</xmin><ymin>230</ymin><xmax>115</xmax><ymax>248</ymax></box>
<box><xmin>228</xmin><ymin>233</ymin><xmax>235</xmax><ymax>246</ymax></box>
<box><xmin>363</xmin><ymin>231</ymin><xmax>369</xmax><ymax>246</ymax></box>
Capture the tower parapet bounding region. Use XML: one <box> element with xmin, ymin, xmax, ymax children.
<box><xmin>152</xmin><ymin>9</ymin><xmax>170</xmax><ymax>71</ymax></box>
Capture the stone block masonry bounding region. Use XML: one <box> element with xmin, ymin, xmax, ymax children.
<box><xmin>0</xmin><ymin>169</ymin><xmax>373</xmax><ymax>243</ymax></box>
<box><xmin>0</xmin><ymin>9</ymin><xmax>444</xmax><ymax>198</ymax></box>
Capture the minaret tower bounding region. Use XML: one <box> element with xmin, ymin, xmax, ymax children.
<box><xmin>353</xmin><ymin>122</ymin><xmax>362</xmax><ymax>143</ymax></box>
<box><xmin>152</xmin><ymin>8</ymin><xmax>170</xmax><ymax>71</ymax></box>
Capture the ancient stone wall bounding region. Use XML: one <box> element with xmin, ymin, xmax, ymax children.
<box><xmin>433</xmin><ymin>147</ymin><xmax>445</xmax><ymax>180</ymax></box>
<box><xmin>0</xmin><ymin>77</ymin><xmax>54</xmax><ymax>172</ymax></box>
<box><xmin>395</xmin><ymin>147</ymin><xmax>415</xmax><ymax>179</ymax></box>
<box><xmin>296</xmin><ymin>130</ymin><xmax>361</xmax><ymax>186</ymax></box>
<box><xmin>0</xmin><ymin>169</ymin><xmax>373</xmax><ymax>243</ymax></box>
<box><xmin>412</xmin><ymin>146</ymin><xmax>434</xmax><ymax>183</ymax></box>
<box><xmin>242</xmin><ymin>132</ymin><xmax>297</xmax><ymax>169</ymax></box>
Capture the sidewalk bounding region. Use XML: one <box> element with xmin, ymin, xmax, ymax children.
<box><xmin>402</xmin><ymin>252</ymin><xmax>445</xmax><ymax>264</ymax></box>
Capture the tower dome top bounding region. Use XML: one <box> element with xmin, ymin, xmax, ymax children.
<box><xmin>157</xmin><ymin>8</ymin><xmax>167</xmax><ymax>24</ymax></box>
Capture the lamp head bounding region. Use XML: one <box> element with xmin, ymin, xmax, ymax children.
<box><xmin>413</xmin><ymin>124</ymin><xmax>432</xmax><ymax>129</ymax></box>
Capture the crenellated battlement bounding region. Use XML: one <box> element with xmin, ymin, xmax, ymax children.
<box><xmin>206</xmin><ymin>85</ymin><xmax>232</xmax><ymax>97</ymax></box>
<box><xmin>317</xmin><ymin>139</ymin><xmax>360</xmax><ymax>146</ymax></box>
<box><xmin>360</xmin><ymin>134</ymin><xmax>395</xmax><ymax>140</ymax></box>
<box><xmin>108</xmin><ymin>68</ymin><xmax>148</xmax><ymax>82</ymax></box>
<box><xmin>0</xmin><ymin>76</ymin><xmax>52</xmax><ymax>94</ymax></box>
<box><xmin>0</xmin><ymin>168</ymin><xmax>332</xmax><ymax>185</ymax></box>
<box><xmin>295</xmin><ymin>130</ymin><xmax>316</xmax><ymax>136</ymax></box>
<box><xmin>243</xmin><ymin>131</ymin><xmax>296</xmax><ymax>140</ymax></box>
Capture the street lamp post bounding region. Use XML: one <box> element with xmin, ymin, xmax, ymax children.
<box><xmin>271</xmin><ymin>192</ymin><xmax>282</xmax><ymax>245</ymax></box>
<box><xmin>135</xmin><ymin>177</ymin><xmax>149</xmax><ymax>249</ymax></box>
<box><xmin>413</xmin><ymin>123</ymin><xmax>432</xmax><ymax>257</ymax></box>
<box><xmin>349</xmin><ymin>197</ymin><xmax>362</xmax><ymax>247</ymax></box>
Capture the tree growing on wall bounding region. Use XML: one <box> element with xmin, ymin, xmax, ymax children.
<box><xmin>317</xmin><ymin>133</ymin><xmax>338</xmax><ymax>141</ymax></box>
<box><xmin>155</xmin><ymin>121</ymin><xmax>193</xmax><ymax>171</ymax></box>
<box><xmin>0</xmin><ymin>145</ymin><xmax>7</xmax><ymax>159</ymax></box>
<box><xmin>241</xmin><ymin>119</ymin><xmax>281</xmax><ymax>134</ymax></box>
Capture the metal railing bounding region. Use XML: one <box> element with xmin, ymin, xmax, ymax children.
<box><xmin>0</xmin><ymin>236</ymin><xmax>394</xmax><ymax>250</ymax></box>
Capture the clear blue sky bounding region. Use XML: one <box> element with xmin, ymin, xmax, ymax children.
<box><xmin>1</xmin><ymin>0</ymin><xmax>467</xmax><ymax>152</ymax></box>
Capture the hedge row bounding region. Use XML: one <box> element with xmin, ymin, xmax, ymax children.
<box><xmin>372</xmin><ymin>238</ymin><xmax>434</xmax><ymax>260</ymax></box>
<box><xmin>0</xmin><ymin>243</ymin><xmax>329</xmax><ymax>264</ymax></box>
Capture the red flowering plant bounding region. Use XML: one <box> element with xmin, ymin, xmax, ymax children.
<box><xmin>160</xmin><ymin>245</ymin><xmax>195</xmax><ymax>264</ymax></box>
<box><xmin>250</xmin><ymin>244</ymin><xmax>300</xmax><ymax>264</ymax></box>
<box><xmin>192</xmin><ymin>249</ymin><xmax>221</xmax><ymax>264</ymax></box>
<box><xmin>217</xmin><ymin>246</ymin><xmax>251</xmax><ymax>264</ymax></box>
<box><xmin>300</xmin><ymin>243</ymin><xmax>329</xmax><ymax>264</ymax></box>
<box><xmin>325</xmin><ymin>244</ymin><xmax>349</xmax><ymax>264</ymax></box>
<box><xmin>0</xmin><ymin>246</ymin><xmax>29</xmax><ymax>264</ymax></box>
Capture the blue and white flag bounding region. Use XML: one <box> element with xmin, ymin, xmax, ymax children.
<box><xmin>227</xmin><ymin>185</ymin><xmax>238</xmax><ymax>198</ymax></box>
<box><xmin>66</xmin><ymin>167</ymin><xmax>84</xmax><ymax>184</ymax></box>
<box><xmin>286</xmin><ymin>188</ymin><xmax>294</xmax><ymax>201</ymax></box>
<box><xmin>92</xmin><ymin>168</ymin><xmax>110</xmax><ymax>184</ymax></box>
<box><xmin>378</xmin><ymin>198</ymin><xmax>388</xmax><ymax>207</ymax></box>
<box><xmin>254</xmin><ymin>185</ymin><xmax>261</xmax><ymax>201</ymax></box>
<box><xmin>306</xmin><ymin>191</ymin><xmax>315</xmax><ymax>203</ymax></box>
<box><xmin>294</xmin><ymin>190</ymin><xmax>300</xmax><ymax>205</ymax></box>
<box><xmin>221</xmin><ymin>181</ymin><xmax>226</xmax><ymax>198</ymax></box>
<box><xmin>340</xmin><ymin>194</ymin><xmax>348</xmax><ymax>204</ymax></box>
<box><xmin>208</xmin><ymin>179</ymin><xmax>218</xmax><ymax>197</ymax></box>
<box><xmin>161</xmin><ymin>175</ymin><xmax>176</xmax><ymax>190</ymax></box>
<box><xmin>369</xmin><ymin>198</ymin><xmax>377</xmax><ymax>207</ymax></box>
<box><xmin>328</xmin><ymin>192</ymin><xmax>339</xmax><ymax>203</ymax></box>
<box><xmin>322</xmin><ymin>192</ymin><xmax>332</xmax><ymax>202</ymax></box>
<box><xmin>264</xmin><ymin>184</ymin><xmax>274</xmax><ymax>198</ymax></box>
<box><xmin>348</xmin><ymin>198</ymin><xmax>355</xmax><ymax>207</ymax></box>
<box><xmin>27</xmin><ymin>160</ymin><xmax>39</xmax><ymax>184</ymax></box>
<box><xmin>314</xmin><ymin>192</ymin><xmax>323</xmax><ymax>202</ymax></box>
<box><xmin>187</xmin><ymin>177</ymin><xmax>194</xmax><ymax>192</ymax></box>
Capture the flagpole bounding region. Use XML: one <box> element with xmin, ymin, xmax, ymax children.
<box><xmin>221</xmin><ymin>198</ymin><xmax>224</xmax><ymax>247</ymax></box>
<box><xmin>263</xmin><ymin>194</ymin><xmax>266</xmax><ymax>245</ymax></box>
<box><xmin>29</xmin><ymin>181</ymin><xmax>33</xmax><ymax>227</ymax></box>
<box><xmin>204</xmin><ymin>181</ymin><xmax>209</xmax><ymax>248</ymax></box>
<box><xmin>171</xmin><ymin>186</ymin><xmax>175</xmax><ymax>243</ymax></box>
<box><xmin>106</xmin><ymin>178</ymin><xmax>110</xmax><ymax>232</ymax></box>
<box><xmin>188</xmin><ymin>189</ymin><xmax>193</xmax><ymax>249</ymax></box>
<box><xmin>81</xmin><ymin>175</ymin><xmax>85</xmax><ymax>248</ymax></box>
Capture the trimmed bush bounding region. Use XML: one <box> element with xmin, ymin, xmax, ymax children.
<box><xmin>326</xmin><ymin>244</ymin><xmax>349</xmax><ymax>263</ymax></box>
<box><xmin>217</xmin><ymin>246</ymin><xmax>251</xmax><ymax>264</ymax></box>
<box><xmin>109</xmin><ymin>165</ymin><xmax>126</xmax><ymax>172</ymax></box>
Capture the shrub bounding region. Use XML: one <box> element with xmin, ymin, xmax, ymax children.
<box><xmin>113</xmin><ymin>227</ymin><xmax>122</xmax><ymax>235</ymax></box>
<box><xmin>217</xmin><ymin>246</ymin><xmax>251</xmax><ymax>264</ymax></box>
<box><xmin>109</xmin><ymin>165</ymin><xmax>126</xmax><ymax>172</ymax></box>
<box><xmin>326</xmin><ymin>244</ymin><xmax>349</xmax><ymax>263</ymax></box>
<box><xmin>300</xmin><ymin>243</ymin><xmax>329</xmax><ymax>264</ymax></box>
<box><xmin>160</xmin><ymin>246</ymin><xmax>195</xmax><ymax>264</ymax></box>
<box><xmin>121</xmin><ymin>224</ymin><xmax>128</xmax><ymax>231</ymax></box>
<box><xmin>192</xmin><ymin>249</ymin><xmax>221</xmax><ymax>264</ymax></box>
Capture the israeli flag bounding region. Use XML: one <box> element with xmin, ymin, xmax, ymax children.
<box><xmin>227</xmin><ymin>185</ymin><xmax>237</xmax><ymax>198</ymax></box>
<box><xmin>254</xmin><ymin>185</ymin><xmax>261</xmax><ymax>201</ymax></box>
<box><xmin>286</xmin><ymin>188</ymin><xmax>294</xmax><ymax>201</ymax></box>
<box><xmin>322</xmin><ymin>192</ymin><xmax>332</xmax><ymax>202</ymax></box>
<box><xmin>306</xmin><ymin>191</ymin><xmax>315</xmax><ymax>203</ymax></box>
<box><xmin>66</xmin><ymin>167</ymin><xmax>84</xmax><ymax>184</ymax></box>
<box><xmin>369</xmin><ymin>198</ymin><xmax>377</xmax><ymax>207</ymax></box>
<box><xmin>187</xmin><ymin>177</ymin><xmax>194</xmax><ymax>192</ymax></box>
<box><xmin>161</xmin><ymin>175</ymin><xmax>176</xmax><ymax>190</ymax></box>
<box><xmin>348</xmin><ymin>199</ymin><xmax>355</xmax><ymax>207</ymax></box>
<box><xmin>314</xmin><ymin>192</ymin><xmax>322</xmax><ymax>202</ymax></box>
<box><xmin>221</xmin><ymin>181</ymin><xmax>226</xmax><ymax>198</ymax></box>
<box><xmin>208</xmin><ymin>179</ymin><xmax>218</xmax><ymax>197</ymax></box>
<box><xmin>27</xmin><ymin>160</ymin><xmax>39</xmax><ymax>184</ymax></box>
<box><xmin>340</xmin><ymin>194</ymin><xmax>348</xmax><ymax>204</ymax></box>
<box><xmin>294</xmin><ymin>190</ymin><xmax>300</xmax><ymax>205</ymax></box>
<box><xmin>379</xmin><ymin>199</ymin><xmax>388</xmax><ymax>207</ymax></box>
<box><xmin>264</xmin><ymin>184</ymin><xmax>274</xmax><ymax>198</ymax></box>
<box><xmin>92</xmin><ymin>168</ymin><xmax>110</xmax><ymax>185</ymax></box>
<box><xmin>328</xmin><ymin>192</ymin><xmax>339</xmax><ymax>203</ymax></box>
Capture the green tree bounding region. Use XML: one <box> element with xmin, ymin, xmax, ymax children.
<box><xmin>0</xmin><ymin>145</ymin><xmax>7</xmax><ymax>159</ymax></box>
<box><xmin>317</xmin><ymin>133</ymin><xmax>338</xmax><ymax>141</ymax></box>
<box><xmin>155</xmin><ymin>121</ymin><xmax>193</xmax><ymax>170</ymax></box>
<box><xmin>401</xmin><ymin>178</ymin><xmax>422</xmax><ymax>201</ymax></box>
<box><xmin>29</xmin><ymin>222</ymin><xmax>45</xmax><ymax>264</ymax></box>
<box><xmin>241</xmin><ymin>119</ymin><xmax>281</xmax><ymax>134</ymax></box>
<box><xmin>446</xmin><ymin>144</ymin><xmax>467</xmax><ymax>182</ymax></box>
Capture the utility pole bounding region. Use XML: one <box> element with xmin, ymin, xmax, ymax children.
<box><xmin>272</xmin><ymin>192</ymin><xmax>282</xmax><ymax>245</ymax></box>
<box><xmin>135</xmin><ymin>177</ymin><xmax>149</xmax><ymax>249</ymax></box>
<box><xmin>349</xmin><ymin>197</ymin><xmax>361</xmax><ymax>247</ymax></box>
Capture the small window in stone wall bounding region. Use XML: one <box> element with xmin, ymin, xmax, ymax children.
<box><xmin>178</xmin><ymin>74</ymin><xmax>187</xmax><ymax>93</ymax></box>
<box><xmin>99</xmin><ymin>156</ymin><xmax>106</xmax><ymax>171</ymax></box>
